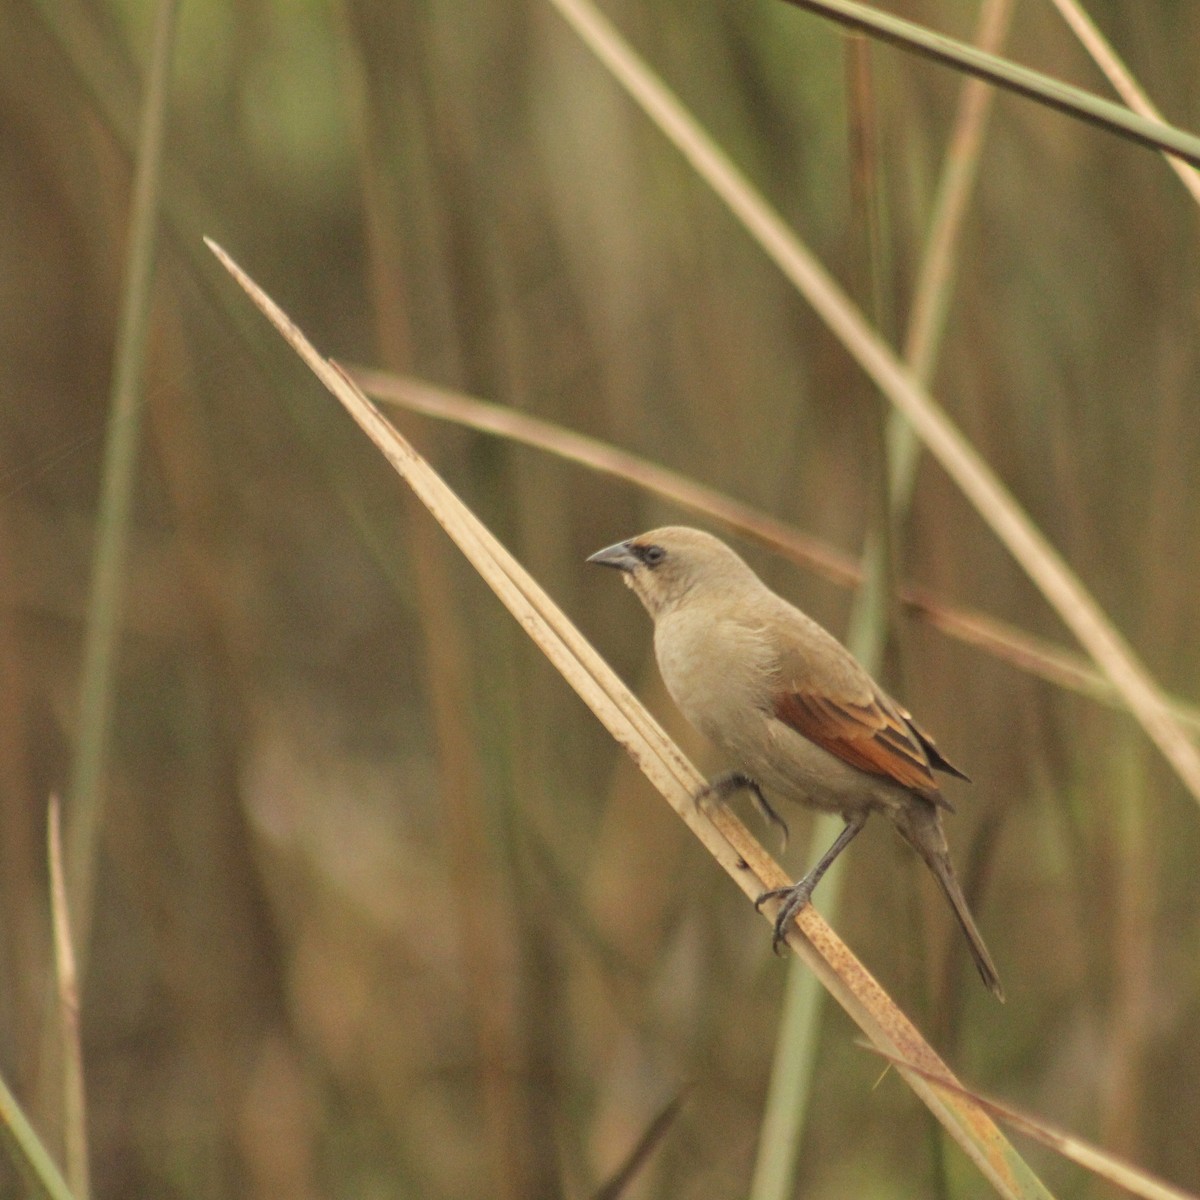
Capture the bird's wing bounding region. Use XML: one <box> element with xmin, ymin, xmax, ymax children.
<box><xmin>896</xmin><ymin>704</ymin><xmax>970</xmax><ymax>784</ymax></box>
<box><xmin>769</xmin><ymin>623</ymin><xmax>957</xmax><ymax>807</ymax></box>
<box><xmin>772</xmin><ymin>688</ymin><xmax>952</xmax><ymax>806</ymax></box>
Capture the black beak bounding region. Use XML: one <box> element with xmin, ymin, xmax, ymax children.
<box><xmin>586</xmin><ymin>540</ymin><xmax>639</xmax><ymax>572</ymax></box>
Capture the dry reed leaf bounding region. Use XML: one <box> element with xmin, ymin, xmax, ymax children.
<box><xmin>207</xmin><ymin>238</ymin><xmax>1052</xmax><ymax>1199</ymax></box>
<box><xmin>864</xmin><ymin>1045</ymin><xmax>1199</xmax><ymax>1200</ymax></box>
<box><xmin>352</xmin><ymin>368</ymin><xmax>1200</xmax><ymax>737</ymax></box>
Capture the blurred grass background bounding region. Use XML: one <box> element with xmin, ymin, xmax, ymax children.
<box><xmin>3</xmin><ymin>0</ymin><xmax>1200</xmax><ymax>1196</ymax></box>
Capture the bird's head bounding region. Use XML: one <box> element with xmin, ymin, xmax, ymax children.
<box><xmin>587</xmin><ymin>526</ymin><xmax>756</xmax><ymax>620</ymax></box>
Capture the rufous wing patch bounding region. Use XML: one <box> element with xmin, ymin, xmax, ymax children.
<box><xmin>773</xmin><ymin>689</ymin><xmax>952</xmax><ymax>807</ymax></box>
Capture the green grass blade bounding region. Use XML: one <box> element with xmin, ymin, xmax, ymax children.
<box><xmin>751</xmin><ymin>39</ymin><xmax>902</xmax><ymax>1199</ymax></box>
<box><xmin>0</xmin><ymin>1069</ymin><xmax>76</xmax><ymax>1200</ymax></box>
<box><xmin>779</xmin><ymin>0</ymin><xmax>1200</xmax><ymax>168</ymax></box>
<box><xmin>748</xmin><ymin>952</ymin><xmax>829</xmax><ymax>1200</ymax></box>
<box><xmin>48</xmin><ymin>798</ymin><xmax>89</xmax><ymax>1200</ymax></box>
<box><xmin>65</xmin><ymin>0</ymin><xmax>180</xmax><ymax>949</ymax></box>
<box><xmin>889</xmin><ymin>0</ymin><xmax>1015</xmax><ymax>514</ymax></box>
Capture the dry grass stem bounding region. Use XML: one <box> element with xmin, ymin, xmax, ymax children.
<box><xmin>48</xmin><ymin>797</ymin><xmax>89</xmax><ymax>1200</ymax></box>
<box><xmin>1047</xmin><ymin>0</ymin><xmax>1200</xmax><ymax>204</ymax></box>
<box><xmin>209</xmin><ymin>239</ymin><xmax>1053</xmax><ymax>1198</ymax></box>
<box><xmin>865</xmin><ymin>1045</ymin><xmax>1199</xmax><ymax>1200</ymax></box>
<box><xmin>356</xmin><ymin>368</ymin><xmax>1200</xmax><ymax>738</ymax></box>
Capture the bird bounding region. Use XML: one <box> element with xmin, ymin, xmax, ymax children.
<box><xmin>587</xmin><ymin>525</ymin><xmax>1003</xmax><ymax>1000</ymax></box>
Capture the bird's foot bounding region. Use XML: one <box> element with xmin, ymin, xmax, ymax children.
<box><xmin>754</xmin><ymin>878</ymin><xmax>815</xmax><ymax>953</ymax></box>
<box><xmin>748</xmin><ymin>790</ymin><xmax>790</xmax><ymax>852</ymax></box>
<box><xmin>695</xmin><ymin>771</ymin><xmax>789</xmax><ymax>850</ymax></box>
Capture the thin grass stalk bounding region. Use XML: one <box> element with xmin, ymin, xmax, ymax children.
<box><xmin>591</xmin><ymin>1089</ymin><xmax>688</xmax><ymax>1200</ymax></box>
<box><xmin>748</xmin><ymin>605</ymin><xmax>887</xmax><ymax>1196</ymax></box>
<box><xmin>1101</xmin><ymin>741</ymin><xmax>1154</xmax><ymax>1160</ymax></box>
<box><xmin>845</xmin><ymin>35</ymin><xmax>895</xmax><ymax>361</ymax></box>
<box><xmin>867</xmin><ymin>1046</ymin><xmax>1199</xmax><ymax>1200</ymax></box>
<box><xmin>30</xmin><ymin>0</ymin><xmax>311</xmax><ymax>417</ymax></box>
<box><xmin>0</xmin><ymin>1069</ymin><xmax>76</xmax><ymax>1200</ymax></box>
<box><xmin>335</xmin><ymin>11</ymin><xmax>531</xmax><ymax>1195</ymax></box>
<box><xmin>1047</xmin><ymin>0</ymin><xmax>1200</xmax><ymax>205</ymax></box>
<box><xmin>357</xmin><ymin>370</ymin><xmax>1200</xmax><ymax>737</ymax></box>
<box><xmin>65</xmin><ymin>0</ymin><xmax>180</xmax><ymax>955</ymax></box>
<box><xmin>29</xmin><ymin>0</ymin><xmax>141</xmax><ymax>147</ymax></box>
<box><xmin>1031</xmin><ymin>8</ymin><xmax>1182</xmax><ymax>1159</ymax></box>
<box><xmin>750</xmin><ymin>41</ymin><xmax>900</xmax><ymax>1199</ymax></box>
<box><xmin>870</xmin><ymin>0</ymin><xmax>1015</xmax><ymax>1044</ymax></box>
<box><xmin>889</xmin><ymin>0</ymin><xmax>1016</xmax><ymax>512</ymax></box>
<box><xmin>746</xmin><ymin>954</ymin><xmax>829</xmax><ymax>1200</ymax></box>
<box><xmin>886</xmin><ymin>3</ymin><xmax>1018</xmax><ymax>1179</ymax></box>
<box><xmin>407</xmin><ymin>519</ymin><xmax>529</xmax><ymax>1194</ymax></box>
<box><xmin>775</xmin><ymin>0</ymin><xmax>1200</xmax><ymax>168</ymax></box>
<box><xmin>47</xmin><ymin>798</ymin><xmax>88</xmax><ymax>1200</ymax></box>
<box><xmin>544</xmin><ymin>0</ymin><xmax>1200</xmax><ymax>804</ymax></box>
<box><xmin>844</xmin><ymin>31</ymin><xmax>902</xmax><ymax>672</ymax></box>
<box><xmin>208</xmin><ymin>239</ymin><xmax>1054</xmax><ymax>1197</ymax></box>
<box><xmin>355</xmin><ymin>370</ymin><xmax>854</xmax><ymax>583</ymax></box>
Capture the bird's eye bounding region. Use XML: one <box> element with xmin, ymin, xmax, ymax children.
<box><xmin>640</xmin><ymin>544</ymin><xmax>667</xmax><ymax>566</ymax></box>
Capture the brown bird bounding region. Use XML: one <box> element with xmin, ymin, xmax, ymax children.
<box><xmin>588</xmin><ymin>526</ymin><xmax>1003</xmax><ymax>1000</ymax></box>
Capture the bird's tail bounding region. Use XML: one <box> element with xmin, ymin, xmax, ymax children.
<box><xmin>897</xmin><ymin>806</ymin><xmax>1005</xmax><ymax>1002</ymax></box>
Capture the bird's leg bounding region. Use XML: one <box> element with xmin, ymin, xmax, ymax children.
<box><xmin>695</xmin><ymin>770</ymin><xmax>789</xmax><ymax>849</ymax></box>
<box><xmin>755</xmin><ymin>811</ymin><xmax>868</xmax><ymax>952</ymax></box>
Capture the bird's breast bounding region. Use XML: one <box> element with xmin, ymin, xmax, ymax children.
<box><xmin>653</xmin><ymin>604</ymin><xmax>914</xmax><ymax>816</ymax></box>
<box><xmin>653</xmin><ymin>607</ymin><xmax>775</xmax><ymax>747</ymax></box>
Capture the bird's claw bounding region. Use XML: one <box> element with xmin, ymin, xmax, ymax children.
<box><xmin>754</xmin><ymin>881</ymin><xmax>814</xmax><ymax>954</ymax></box>
<box><xmin>749</xmin><ymin>790</ymin><xmax>789</xmax><ymax>852</ymax></box>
